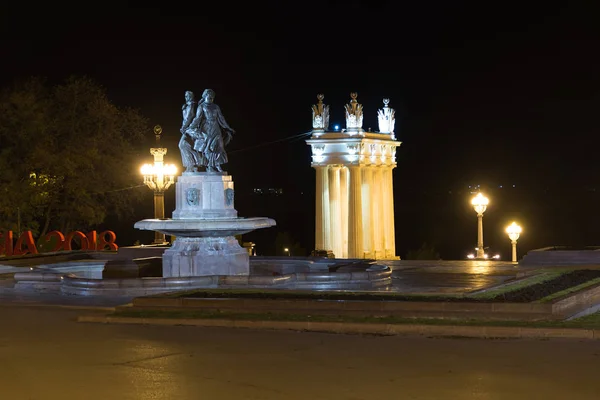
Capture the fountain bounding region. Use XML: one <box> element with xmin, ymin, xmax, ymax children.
<box><xmin>135</xmin><ymin>88</ymin><xmax>275</xmax><ymax>277</ymax></box>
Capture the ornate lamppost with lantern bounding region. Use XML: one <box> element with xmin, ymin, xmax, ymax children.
<box><xmin>140</xmin><ymin>125</ymin><xmax>177</xmax><ymax>244</ymax></box>
<box><xmin>506</xmin><ymin>222</ymin><xmax>522</xmax><ymax>264</ymax></box>
<box><xmin>471</xmin><ymin>192</ymin><xmax>490</xmax><ymax>259</ymax></box>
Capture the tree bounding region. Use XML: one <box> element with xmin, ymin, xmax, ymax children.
<box><xmin>405</xmin><ymin>242</ymin><xmax>441</xmax><ymax>260</ymax></box>
<box><xmin>274</xmin><ymin>231</ymin><xmax>306</xmax><ymax>257</ymax></box>
<box><xmin>0</xmin><ymin>76</ymin><xmax>149</xmax><ymax>236</ymax></box>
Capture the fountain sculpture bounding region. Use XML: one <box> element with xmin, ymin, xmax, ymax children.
<box><xmin>134</xmin><ymin>89</ymin><xmax>276</xmax><ymax>277</ymax></box>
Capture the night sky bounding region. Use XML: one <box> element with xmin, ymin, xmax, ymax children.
<box><xmin>2</xmin><ymin>1</ymin><xmax>599</xmax><ymax>259</ymax></box>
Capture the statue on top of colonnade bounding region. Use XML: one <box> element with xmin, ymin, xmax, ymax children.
<box><xmin>377</xmin><ymin>98</ymin><xmax>396</xmax><ymax>138</ymax></box>
<box><xmin>311</xmin><ymin>94</ymin><xmax>330</xmax><ymax>132</ymax></box>
<box><xmin>344</xmin><ymin>92</ymin><xmax>363</xmax><ymax>132</ymax></box>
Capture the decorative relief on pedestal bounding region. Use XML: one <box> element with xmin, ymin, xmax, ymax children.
<box><xmin>377</xmin><ymin>98</ymin><xmax>395</xmax><ymax>136</ymax></box>
<box><xmin>225</xmin><ymin>188</ymin><xmax>234</xmax><ymax>206</ymax></box>
<box><xmin>380</xmin><ymin>144</ymin><xmax>389</xmax><ymax>164</ymax></box>
<box><xmin>344</xmin><ymin>92</ymin><xmax>363</xmax><ymax>131</ymax></box>
<box><xmin>311</xmin><ymin>94</ymin><xmax>330</xmax><ymax>131</ymax></box>
<box><xmin>186</xmin><ymin>188</ymin><xmax>201</xmax><ymax>206</ymax></box>
<box><xmin>346</xmin><ymin>144</ymin><xmax>360</xmax><ymax>155</ymax></box>
<box><xmin>312</xmin><ymin>144</ymin><xmax>325</xmax><ymax>154</ymax></box>
<box><xmin>311</xmin><ymin>144</ymin><xmax>326</xmax><ymax>163</ymax></box>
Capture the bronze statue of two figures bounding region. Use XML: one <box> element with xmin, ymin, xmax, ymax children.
<box><xmin>179</xmin><ymin>89</ymin><xmax>236</xmax><ymax>173</ymax></box>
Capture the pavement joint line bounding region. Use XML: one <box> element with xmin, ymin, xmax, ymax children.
<box><xmin>76</xmin><ymin>314</ymin><xmax>600</xmax><ymax>340</ymax></box>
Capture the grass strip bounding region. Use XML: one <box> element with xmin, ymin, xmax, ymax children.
<box><xmin>469</xmin><ymin>270</ymin><xmax>567</xmax><ymax>299</ymax></box>
<box><xmin>111</xmin><ymin>308</ymin><xmax>600</xmax><ymax>330</ymax></box>
<box><xmin>158</xmin><ymin>288</ymin><xmax>467</xmax><ymax>302</ymax></box>
<box><xmin>537</xmin><ymin>277</ymin><xmax>600</xmax><ymax>303</ymax></box>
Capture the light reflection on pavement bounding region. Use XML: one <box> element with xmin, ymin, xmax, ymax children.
<box><xmin>378</xmin><ymin>260</ymin><xmax>522</xmax><ymax>294</ymax></box>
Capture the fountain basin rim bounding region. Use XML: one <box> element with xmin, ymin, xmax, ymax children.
<box><xmin>134</xmin><ymin>217</ymin><xmax>276</xmax><ymax>237</ymax></box>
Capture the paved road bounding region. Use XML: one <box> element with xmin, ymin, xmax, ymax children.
<box><xmin>1</xmin><ymin>305</ymin><xmax>600</xmax><ymax>400</ymax></box>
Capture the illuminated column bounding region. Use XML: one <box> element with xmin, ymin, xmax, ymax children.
<box><xmin>340</xmin><ymin>166</ymin><xmax>349</xmax><ymax>258</ymax></box>
<box><xmin>372</xmin><ymin>166</ymin><xmax>385</xmax><ymax>258</ymax></box>
<box><xmin>361</xmin><ymin>166</ymin><xmax>373</xmax><ymax>258</ymax></box>
<box><xmin>329</xmin><ymin>166</ymin><xmax>343</xmax><ymax>258</ymax></box>
<box><xmin>382</xmin><ymin>165</ymin><xmax>397</xmax><ymax>258</ymax></box>
<box><xmin>347</xmin><ymin>165</ymin><xmax>364</xmax><ymax>258</ymax></box>
<box><xmin>307</xmin><ymin>95</ymin><xmax>402</xmax><ymax>260</ymax></box>
<box><xmin>314</xmin><ymin>165</ymin><xmax>330</xmax><ymax>251</ymax></box>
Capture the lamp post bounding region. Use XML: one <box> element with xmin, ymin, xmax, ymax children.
<box><xmin>471</xmin><ymin>192</ymin><xmax>489</xmax><ymax>259</ymax></box>
<box><xmin>141</xmin><ymin>125</ymin><xmax>177</xmax><ymax>245</ymax></box>
<box><xmin>284</xmin><ymin>247</ymin><xmax>291</xmax><ymax>257</ymax></box>
<box><xmin>506</xmin><ymin>222</ymin><xmax>522</xmax><ymax>264</ymax></box>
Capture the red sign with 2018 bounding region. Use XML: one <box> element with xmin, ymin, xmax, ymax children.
<box><xmin>0</xmin><ymin>230</ymin><xmax>118</xmax><ymax>257</ymax></box>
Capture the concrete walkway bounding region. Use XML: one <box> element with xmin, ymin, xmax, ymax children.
<box><xmin>1</xmin><ymin>260</ymin><xmax>599</xmax><ymax>340</ymax></box>
<box><xmin>5</xmin><ymin>306</ymin><xmax>600</xmax><ymax>400</ymax></box>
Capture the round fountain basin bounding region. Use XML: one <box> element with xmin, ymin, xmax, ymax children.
<box><xmin>134</xmin><ymin>217</ymin><xmax>276</xmax><ymax>237</ymax></box>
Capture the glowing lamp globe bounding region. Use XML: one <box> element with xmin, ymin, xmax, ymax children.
<box><xmin>506</xmin><ymin>222</ymin><xmax>522</xmax><ymax>242</ymax></box>
<box><xmin>471</xmin><ymin>192</ymin><xmax>489</xmax><ymax>215</ymax></box>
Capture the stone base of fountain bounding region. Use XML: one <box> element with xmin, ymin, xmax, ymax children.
<box><xmin>8</xmin><ymin>253</ymin><xmax>393</xmax><ymax>296</ymax></box>
<box><xmin>134</xmin><ymin>214</ymin><xmax>276</xmax><ymax>278</ymax></box>
<box><xmin>162</xmin><ymin>236</ymin><xmax>249</xmax><ymax>277</ymax></box>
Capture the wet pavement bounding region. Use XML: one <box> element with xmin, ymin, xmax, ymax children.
<box><xmin>0</xmin><ymin>260</ymin><xmax>531</xmax><ymax>305</ymax></box>
<box><xmin>2</xmin><ymin>306</ymin><xmax>600</xmax><ymax>400</ymax></box>
<box><xmin>379</xmin><ymin>260</ymin><xmax>522</xmax><ymax>294</ymax></box>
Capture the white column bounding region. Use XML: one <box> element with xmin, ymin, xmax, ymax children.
<box><xmin>361</xmin><ymin>166</ymin><xmax>373</xmax><ymax>258</ymax></box>
<box><xmin>329</xmin><ymin>166</ymin><xmax>343</xmax><ymax>259</ymax></box>
<box><xmin>340</xmin><ymin>166</ymin><xmax>349</xmax><ymax>258</ymax></box>
<box><xmin>372</xmin><ymin>166</ymin><xmax>384</xmax><ymax>259</ymax></box>
<box><xmin>383</xmin><ymin>165</ymin><xmax>397</xmax><ymax>258</ymax></box>
<box><xmin>314</xmin><ymin>166</ymin><xmax>330</xmax><ymax>251</ymax></box>
<box><xmin>347</xmin><ymin>165</ymin><xmax>364</xmax><ymax>258</ymax></box>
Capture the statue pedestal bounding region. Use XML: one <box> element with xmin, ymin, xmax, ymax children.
<box><xmin>172</xmin><ymin>172</ymin><xmax>237</xmax><ymax>220</ymax></box>
<box><xmin>162</xmin><ymin>236</ymin><xmax>248</xmax><ymax>277</ymax></box>
<box><xmin>135</xmin><ymin>171</ymin><xmax>276</xmax><ymax>278</ymax></box>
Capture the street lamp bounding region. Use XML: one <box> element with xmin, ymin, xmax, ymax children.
<box><xmin>471</xmin><ymin>192</ymin><xmax>489</xmax><ymax>259</ymax></box>
<box><xmin>284</xmin><ymin>247</ymin><xmax>291</xmax><ymax>257</ymax></box>
<box><xmin>506</xmin><ymin>222</ymin><xmax>522</xmax><ymax>264</ymax></box>
<box><xmin>141</xmin><ymin>125</ymin><xmax>177</xmax><ymax>245</ymax></box>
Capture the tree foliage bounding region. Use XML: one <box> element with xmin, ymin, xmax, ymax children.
<box><xmin>274</xmin><ymin>231</ymin><xmax>306</xmax><ymax>257</ymax></box>
<box><xmin>0</xmin><ymin>76</ymin><xmax>149</xmax><ymax>236</ymax></box>
<box><xmin>405</xmin><ymin>242</ymin><xmax>441</xmax><ymax>260</ymax></box>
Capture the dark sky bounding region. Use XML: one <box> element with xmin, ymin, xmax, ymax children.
<box><xmin>1</xmin><ymin>1</ymin><xmax>599</xmax><ymax>258</ymax></box>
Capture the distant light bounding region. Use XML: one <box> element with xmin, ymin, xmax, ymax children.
<box><xmin>483</xmin><ymin>254</ymin><xmax>489</xmax><ymax>259</ymax></box>
<box><xmin>493</xmin><ymin>254</ymin><xmax>500</xmax><ymax>260</ymax></box>
<box><xmin>334</xmin><ymin>124</ymin><xmax>340</xmax><ymax>130</ymax></box>
<box><xmin>467</xmin><ymin>254</ymin><xmax>475</xmax><ymax>259</ymax></box>
<box><xmin>506</xmin><ymin>222</ymin><xmax>522</xmax><ymax>241</ymax></box>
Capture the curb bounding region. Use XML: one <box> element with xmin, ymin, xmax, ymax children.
<box><xmin>0</xmin><ymin>302</ymin><xmax>117</xmax><ymax>312</ymax></box>
<box><xmin>76</xmin><ymin>315</ymin><xmax>600</xmax><ymax>340</ymax></box>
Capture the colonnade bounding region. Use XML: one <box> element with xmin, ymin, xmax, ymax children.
<box><xmin>314</xmin><ymin>163</ymin><xmax>396</xmax><ymax>259</ymax></box>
